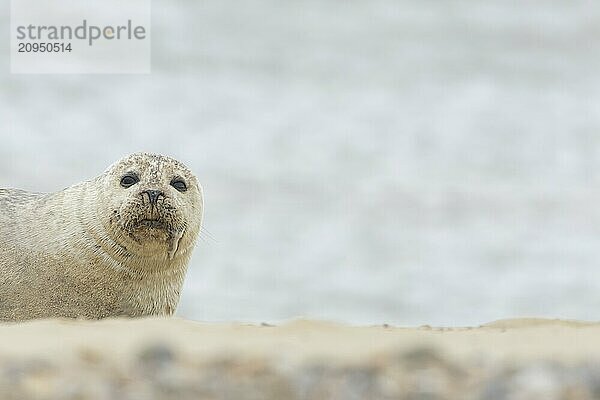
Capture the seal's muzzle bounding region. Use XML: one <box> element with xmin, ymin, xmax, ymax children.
<box><xmin>142</xmin><ymin>189</ymin><xmax>164</xmax><ymax>205</ymax></box>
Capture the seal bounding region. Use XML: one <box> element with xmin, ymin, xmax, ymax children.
<box><xmin>0</xmin><ymin>153</ymin><xmax>203</xmax><ymax>321</ymax></box>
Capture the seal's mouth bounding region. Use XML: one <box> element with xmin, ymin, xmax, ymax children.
<box><xmin>138</xmin><ymin>218</ymin><xmax>168</xmax><ymax>230</ymax></box>
<box><xmin>117</xmin><ymin>203</ymin><xmax>186</xmax><ymax>260</ymax></box>
<box><xmin>131</xmin><ymin>218</ymin><xmax>185</xmax><ymax>260</ymax></box>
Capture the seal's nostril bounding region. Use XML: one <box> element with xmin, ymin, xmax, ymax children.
<box><xmin>143</xmin><ymin>190</ymin><xmax>163</xmax><ymax>205</ymax></box>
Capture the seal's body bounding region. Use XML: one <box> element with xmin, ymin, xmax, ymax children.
<box><xmin>0</xmin><ymin>153</ymin><xmax>203</xmax><ymax>321</ymax></box>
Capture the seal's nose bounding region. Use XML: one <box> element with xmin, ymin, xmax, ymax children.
<box><xmin>143</xmin><ymin>190</ymin><xmax>164</xmax><ymax>205</ymax></box>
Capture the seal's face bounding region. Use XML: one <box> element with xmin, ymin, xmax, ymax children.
<box><xmin>100</xmin><ymin>153</ymin><xmax>203</xmax><ymax>260</ymax></box>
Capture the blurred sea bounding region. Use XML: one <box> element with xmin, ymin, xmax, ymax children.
<box><xmin>2</xmin><ymin>0</ymin><xmax>600</xmax><ymax>326</ymax></box>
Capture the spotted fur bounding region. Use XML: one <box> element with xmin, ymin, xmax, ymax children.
<box><xmin>0</xmin><ymin>153</ymin><xmax>203</xmax><ymax>321</ymax></box>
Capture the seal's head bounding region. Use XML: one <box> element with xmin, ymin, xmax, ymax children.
<box><xmin>98</xmin><ymin>153</ymin><xmax>203</xmax><ymax>260</ymax></box>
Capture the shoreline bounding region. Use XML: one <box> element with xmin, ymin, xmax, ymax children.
<box><xmin>1</xmin><ymin>317</ymin><xmax>599</xmax><ymax>398</ymax></box>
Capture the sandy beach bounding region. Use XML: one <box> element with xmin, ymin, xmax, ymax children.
<box><xmin>0</xmin><ymin>317</ymin><xmax>599</xmax><ymax>399</ymax></box>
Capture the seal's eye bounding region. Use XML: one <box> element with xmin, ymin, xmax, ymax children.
<box><xmin>120</xmin><ymin>174</ymin><xmax>139</xmax><ymax>188</ymax></box>
<box><xmin>170</xmin><ymin>178</ymin><xmax>187</xmax><ymax>192</ymax></box>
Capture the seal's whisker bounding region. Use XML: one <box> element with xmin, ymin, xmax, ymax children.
<box><xmin>197</xmin><ymin>236</ymin><xmax>211</xmax><ymax>244</ymax></box>
<box><xmin>200</xmin><ymin>226</ymin><xmax>216</xmax><ymax>238</ymax></box>
<box><xmin>199</xmin><ymin>226</ymin><xmax>218</xmax><ymax>243</ymax></box>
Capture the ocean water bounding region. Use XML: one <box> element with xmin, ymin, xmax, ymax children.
<box><xmin>2</xmin><ymin>0</ymin><xmax>600</xmax><ymax>326</ymax></box>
